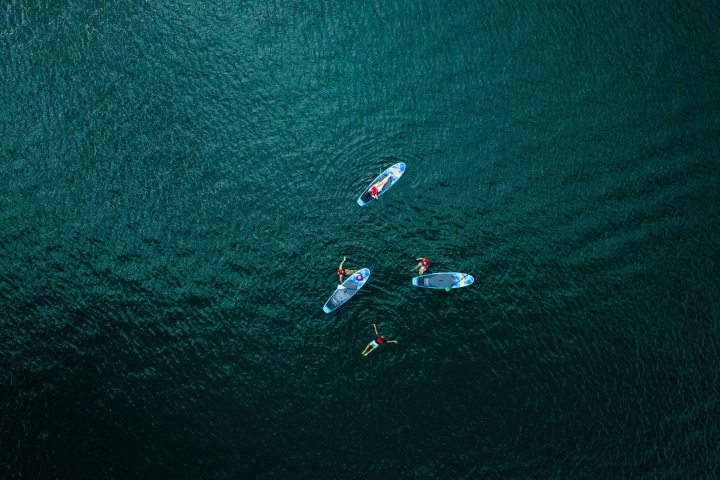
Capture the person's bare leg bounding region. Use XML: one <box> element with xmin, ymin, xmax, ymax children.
<box><xmin>363</xmin><ymin>348</ymin><xmax>375</xmax><ymax>356</ymax></box>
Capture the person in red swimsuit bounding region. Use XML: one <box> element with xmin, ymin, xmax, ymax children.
<box><xmin>369</xmin><ymin>175</ymin><xmax>391</xmax><ymax>200</ymax></box>
<box><xmin>413</xmin><ymin>257</ymin><xmax>431</xmax><ymax>275</ymax></box>
<box><xmin>336</xmin><ymin>257</ymin><xmax>357</xmax><ymax>283</ymax></box>
<box><xmin>362</xmin><ymin>324</ymin><xmax>398</xmax><ymax>356</ymax></box>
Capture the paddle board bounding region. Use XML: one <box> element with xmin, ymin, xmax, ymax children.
<box><xmin>357</xmin><ymin>162</ymin><xmax>406</xmax><ymax>206</ymax></box>
<box><xmin>411</xmin><ymin>272</ymin><xmax>474</xmax><ymax>289</ymax></box>
<box><xmin>323</xmin><ymin>268</ymin><xmax>370</xmax><ymax>313</ymax></box>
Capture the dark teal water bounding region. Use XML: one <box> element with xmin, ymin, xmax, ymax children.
<box><xmin>2</xmin><ymin>1</ymin><xmax>720</xmax><ymax>478</ymax></box>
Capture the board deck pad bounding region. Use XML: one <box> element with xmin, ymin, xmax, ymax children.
<box><xmin>357</xmin><ymin>162</ymin><xmax>406</xmax><ymax>206</ymax></box>
<box><xmin>411</xmin><ymin>272</ymin><xmax>474</xmax><ymax>289</ymax></box>
<box><xmin>323</xmin><ymin>268</ymin><xmax>370</xmax><ymax>313</ymax></box>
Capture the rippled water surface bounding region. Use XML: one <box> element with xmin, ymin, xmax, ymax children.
<box><xmin>2</xmin><ymin>1</ymin><xmax>720</xmax><ymax>478</ymax></box>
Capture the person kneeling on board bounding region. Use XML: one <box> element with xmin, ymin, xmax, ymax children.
<box><xmin>362</xmin><ymin>324</ymin><xmax>398</xmax><ymax>356</ymax></box>
<box><xmin>336</xmin><ymin>256</ymin><xmax>357</xmax><ymax>284</ymax></box>
<box><xmin>413</xmin><ymin>257</ymin><xmax>431</xmax><ymax>275</ymax></box>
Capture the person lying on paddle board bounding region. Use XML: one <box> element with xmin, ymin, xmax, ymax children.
<box><xmin>336</xmin><ymin>257</ymin><xmax>357</xmax><ymax>283</ymax></box>
<box><xmin>368</xmin><ymin>175</ymin><xmax>391</xmax><ymax>200</ymax></box>
<box><xmin>412</xmin><ymin>257</ymin><xmax>431</xmax><ymax>275</ymax></box>
<box><xmin>362</xmin><ymin>324</ymin><xmax>398</xmax><ymax>356</ymax></box>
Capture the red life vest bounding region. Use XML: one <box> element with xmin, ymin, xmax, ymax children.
<box><xmin>376</xmin><ymin>335</ymin><xmax>387</xmax><ymax>345</ymax></box>
<box><xmin>371</xmin><ymin>186</ymin><xmax>378</xmax><ymax>196</ymax></box>
<box><xmin>421</xmin><ymin>258</ymin><xmax>430</xmax><ymax>267</ymax></box>
<box><xmin>337</xmin><ymin>268</ymin><xmax>345</xmax><ymax>276</ymax></box>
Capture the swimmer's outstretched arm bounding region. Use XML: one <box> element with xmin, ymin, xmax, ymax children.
<box><xmin>339</xmin><ymin>257</ymin><xmax>346</xmax><ymax>269</ymax></box>
<box><xmin>388</xmin><ymin>340</ymin><xmax>398</xmax><ymax>343</ymax></box>
<box><xmin>373</xmin><ymin>324</ymin><xmax>378</xmax><ymax>335</ymax></box>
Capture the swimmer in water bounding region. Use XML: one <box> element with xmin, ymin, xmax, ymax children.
<box><xmin>413</xmin><ymin>257</ymin><xmax>431</xmax><ymax>275</ymax></box>
<box><xmin>362</xmin><ymin>324</ymin><xmax>398</xmax><ymax>356</ymax></box>
<box><xmin>336</xmin><ymin>257</ymin><xmax>357</xmax><ymax>283</ymax></box>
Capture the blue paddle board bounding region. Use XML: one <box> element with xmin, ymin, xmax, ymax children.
<box><xmin>357</xmin><ymin>163</ymin><xmax>406</xmax><ymax>206</ymax></box>
<box><xmin>411</xmin><ymin>272</ymin><xmax>474</xmax><ymax>289</ymax></box>
<box><xmin>323</xmin><ymin>268</ymin><xmax>370</xmax><ymax>313</ymax></box>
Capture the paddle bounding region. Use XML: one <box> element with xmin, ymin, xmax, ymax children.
<box><xmin>447</xmin><ymin>271</ymin><xmax>473</xmax><ymax>291</ymax></box>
